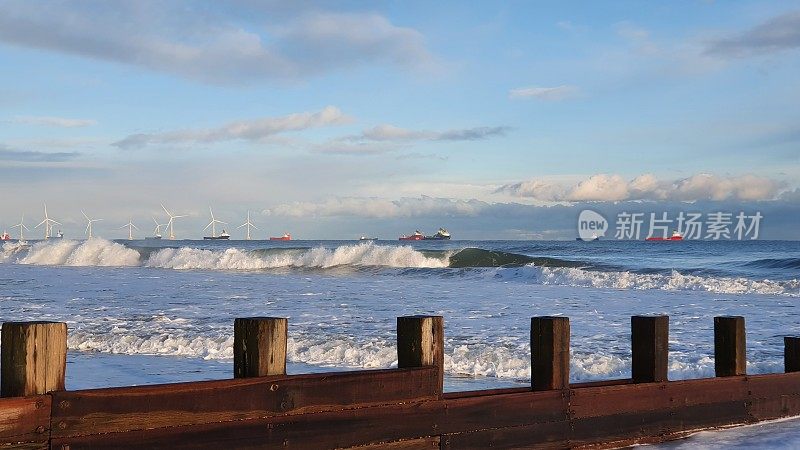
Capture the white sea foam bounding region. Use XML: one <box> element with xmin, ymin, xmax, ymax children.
<box><xmin>145</xmin><ymin>243</ymin><xmax>449</xmax><ymax>270</ymax></box>
<box><xmin>19</xmin><ymin>238</ymin><xmax>140</xmax><ymax>266</ymax></box>
<box><xmin>62</xmin><ymin>329</ymin><xmax>782</xmax><ymax>382</ymax></box>
<box><xmin>493</xmin><ymin>265</ymin><xmax>800</xmax><ymax>297</ymax></box>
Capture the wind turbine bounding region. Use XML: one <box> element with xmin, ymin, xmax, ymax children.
<box><xmin>12</xmin><ymin>215</ymin><xmax>29</xmax><ymax>242</ymax></box>
<box><xmin>151</xmin><ymin>217</ymin><xmax>164</xmax><ymax>239</ymax></box>
<box><xmin>82</xmin><ymin>210</ymin><xmax>103</xmax><ymax>239</ymax></box>
<box><xmin>203</xmin><ymin>207</ymin><xmax>228</xmax><ymax>238</ymax></box>
<box><xmin>120</xmin><ymin>218</ymin><xmax>139</xmax><ymax>240</ymax></box>
<box><xmin>35</xmin><ymin>204</ymin><xmax>61</xmax><ymax>239</ymax></box>
<box><xmin>238</xmin><ymin>211</ymin><xmax>258</xmax><ymax>240</ymax></box>
<box><xmin>161</xmin><ymin>203</ymin><xmax>187</xmax><ymax>240</ymax></box>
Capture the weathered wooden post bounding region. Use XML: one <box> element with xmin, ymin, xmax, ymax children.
<box><xmin>714</xmin><ymin>316</ymin><xmax>746</xmax><ymax>377</ymax></box>
<box><xmin>1</xmin><ymin>321</ymin><xmax>67</xmax><ymax>397</ymax></box>
<box><xmin>631</xmin><ymin>315</ymin><xmax>669</xmax><ymax>383</ymax></box>
<box><xmin>233</xmin><ymin>317</ymin><xmax>288</xmax><ymax>378</ymax></box>
<box><xmin>531</xmin><ymin>316</ymin><xmax>570</xmax><ymax>391</ymax></box>
<box><xmin>785</xmin><ymin>337</ymin><xmax>800</xmax><ymax>373</ymax></box>
<box><xmin>397</xmin><ymin>315</ymin><xmax>444</xmax><ymax>395</ymax></box>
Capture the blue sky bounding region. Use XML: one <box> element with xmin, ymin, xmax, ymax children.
<box><xmin>1</xmin><ymin>1</ymin><xmax>798</xmax><ymax>239</ymax></box>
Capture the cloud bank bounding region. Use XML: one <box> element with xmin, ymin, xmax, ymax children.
<box><xmin>705</xmin><ymin>10</ymin><xmax>800</xmax><ymax>58</ymax></box>
<box><xmin>0</xmin><ymin>2</ymin><xmax>437</xmax><ymax>84</ymax></box>
<box><xmin>114</xmin><ymin>106</ymin><xmax>350</xmax><ymax>149</ymax></box>
<box><xmin>10</xmin><ymin>116</ymin><xmax>97</xmax><ymax>128</ymax></box>
<box><xmin>0</xmin><ymin>144</ymin><xmax>79</xmax><ymax>162</ymax></box>
<box><xmin>508</xmin><ymin>85</ymin><xmax>578</xmax><ymax>101</ymax></box>
<box><xmin>499</xmin><ymin>173</ymin><xmax>786</xmax><ymax>202</ymax></box>
<box><xmin>268</xmin><ymin>196</ymin><xmax>487</xmax><ymax>218</ymax></box>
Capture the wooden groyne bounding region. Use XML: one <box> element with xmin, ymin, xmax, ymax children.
<box><xmin>2</xmin><ymin>315</ymin><xmax>800</xmax><ymax>449</ymax></box>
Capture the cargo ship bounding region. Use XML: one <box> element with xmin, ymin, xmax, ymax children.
<box><xmin>1</xmin><ymin>230</ymin><xmax>10</xmax><ymax>240</ymax></box>
<box><xmin>359</xmin><ymin>236</ymin><xmax>378</xmax><ymax>241</ymax></box>
<box><xmin>398</xmin><ymin>228</ymin><xmax>451</xmax><ymax>241</ymax></box>
<box><xmin>646</xmin><ymin>231</ymin><xmax>683</xmax><ymax>241</ymax></box>
<box><xmin>270</xmin><ymin>233</ymin><xmax>291</xmax><ymax>241</ymax></box>
<box><xmin>203</xmin><ymin>229</ymin><xmax>230</xmax><ymax>240</ymax></box>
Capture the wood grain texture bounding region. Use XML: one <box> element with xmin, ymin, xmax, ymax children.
<box><xmin>0</xmin><ymin>395</ymin><xmax>50</xmax><ymax>447</ymax></box>
<box><xmin>234</xmin><ymin>317</ymin><xmax>288</xmax><ymax>378</ymax></box>
<box><xmin>50</xmin><ymin>366</ymin><xmax>438</xmax><ymax>438</ymax></box>
<box><xmin>397</xmin><ymin>316</ymin><xmax>444</xmax><ymax>395</ymax></box>
<box><xmin>714</xmin><ymin>316</ymin><xmax>746</xmax><ymax>377</ymax></box>
<box><xmin>631</xmin><ymin>315</ymin><xmax>669</xmax><ymax>383</ymax></box>
<box><xmin>531</xmin><ymin>316</ymin><xmax>570</xmax><ymax>391</ymax></box>
<box><xmin>1</xmin><ymin>322</ymin><xmax>66</xmax><ymax>398</ymax></box>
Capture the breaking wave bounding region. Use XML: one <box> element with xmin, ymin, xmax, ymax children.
<box><xmin>6</xmin><ymin>239</ymin><xmax>797</xmax><ymax>296</ymax></box>
<box><xmin>492</xmin><ymin>265</ymin><xmax>800</xmax><ymax>297</ymax></box>
<box><xmin>18</xmin><ymin>239</ymin><xmax>140</xmax><ymax>266</ymax></box>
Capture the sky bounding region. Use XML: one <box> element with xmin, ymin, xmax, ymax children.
<box><xmin>0</xmin><ymin>1</ymin><xmax>799</xmax><ymax>240</ymax></box>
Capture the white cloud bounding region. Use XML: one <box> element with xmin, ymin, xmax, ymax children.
<box><xmin>508</xmin><ymin>85</ymin><xmax>577</xmax><ymax>101</ymax></box>
<box><xmin>267</xmin><ymin>196</ymin><xmax>487</xmax><ymax>218</ymax></box>
<box><xmin>10</xmin><ymin>116</ymin><xmax>96</xmax><ymax>128</ymax></box>
<box><xmin>114</xmin><ymin>106</ymin><xmax>351</xmax><ymax>149</ymax></box>
<box><xmin>361</xmin><ymin>124</ymin><xmax>509</xmax><ymax>142</ymax></box>
<box><xmin>0</xmin><ymin>2</ymin><xmax>438</xmax><ymax>84</ymax></box>
<box><xmin>500</xmin><ymin>173</ymin><xmax>787</xmax><ymax>202</ymax></box>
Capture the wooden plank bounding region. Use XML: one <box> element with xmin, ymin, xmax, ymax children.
<box><xmin>51</xmin><ymin>400</ymin><xmax>445</xmax><ymax>450</ymax></box>
<box><xmin>234</xmin><ymin>317</ymin><xmax>287</xmax><ymax>378</ymax></box>
<box><xmin>0</xmin><ymin>395</ymin><xmax>50</xmax><ymax>447</ymax></box>
<box><xmin>1</xmin><ymin>322</ymin><xmax>67</xmax><ymax>397</ymax></box>
<box><xmin>531</xmin><ymin>316</ymin><xmax>570</xmax><ymax>391</ymax></box>
<box><xmin>570</xmin><ymin>376</ymin><xmax>750</xmax><ymax>418</ymax></box>
<box><xmin>631</xmin><ymin>315</ymin><xmax>669</xmax><ymax>383</ymax></box>
<box><xmin>340</xmin><ymin>436</ymin><xmax>440</xmax><ymax>450</ymax></box>
<box><xmin>397</xmin><ymin>316</ymin><xmax>444</xmax><ymax>395</ymax></box>
<box><xmin>569</xmin><ymin>401</ymin><xmax>752</xmax><ymax>448</ymax></box>
<box><xmin>714</xmin><ymin>316</ymin><xmax>746</xmax><ymax>377</ymax></box>
<box><xmin>51</xmin><ymin>366</ymin><xmax>438</xmax><ymax>438</ymax></box>
<box><xmin>441</xmin><ymin>420</ymin><xmax>571</xmax><ymax>449</ymax></box>
<box><xmin>785</xmin><ymin>337</ymin><xmax>800</xmax><ymax>373</ymax></box>
<box><xmin>440</xmin><ymin>388</ymin><xmax>568</xmax><ymax>433</ymax></box>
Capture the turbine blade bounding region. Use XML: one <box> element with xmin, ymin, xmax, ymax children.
<box><xmin>132</xmin><ymin>223</ymin><xmax>139</xmax><ymax>230</ymax></box>
<box><xmin>161</xmin><ymin>203</ymin><xmax>171</xmax><ymax>216</ymax></box>
<box><xmin>52</xmin><ymin>220</ymin><xmax>62</xmax><ymax>225</ymax></box>
<box><xmin>204</xmin><ymin>222</ymin><xmax>212</xmax><ymax>231</ymax></box>
<box><xmin>82</xmin><ymin>210</ymin><xmax>89</xmax><ymax>221</ymax></box>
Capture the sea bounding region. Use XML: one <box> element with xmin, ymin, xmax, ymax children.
<box><xmin>2</xmin><ymin>238</ymin><xmax>799</xmax><ymax>447</ymax></box>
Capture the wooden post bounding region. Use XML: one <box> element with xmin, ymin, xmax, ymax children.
<box><xmin>531</xmin><ymin>316</ymin><xmax>570</xmax><ymax>391</ymax></box>
<box><xmin>631</xmin><ymin>315</ymin><xmax>669</xmax><ymax>383</ymax></box>
<box><xmin>714</xmin><ymin>316</ymin><xmax>746</xmax><ymax>377</ymax></box>
<box><xmin>785</xmin><ymin>337</ymin><xmax>800</xmax><ymax>373</ymax></box>
<box><xmin>397</xmin><ymin>316</ymin><xmax>444</xmax><ymax>395</ymax></box>
<box><xmin>233</xmin><ymin>317</ymin><xmax>287</xmax><ymax>378</ymax></box>
<box><xmin>1</xmin><ymin>321</ymin><xmax>67</xmax><ymax>397</ymax></box>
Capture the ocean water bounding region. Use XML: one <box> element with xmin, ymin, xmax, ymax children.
<box><xmin>1</xmin><ymin>238</ymin><xmax>799</xmax><ymax>446</ymax></box>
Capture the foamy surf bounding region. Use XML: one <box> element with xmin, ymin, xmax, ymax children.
<box><xmin>19</xmin><ymin>238</ymin><xmax>140</xmax><ymax>266</ymax></box>
<box><xmin>62</xmin><ymin>328</ymin><xmax>783</xmax><ymax>382</ymax></box>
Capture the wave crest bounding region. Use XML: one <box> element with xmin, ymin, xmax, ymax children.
<box><xmin>145</xmin><ymin>243</ymin><xmax>450</xmax><ymax>270</ymax></box>
<box><xmin>19</xmin><ymin>238</ymin><xmax>140</xmax><ymax>266</ymax></box>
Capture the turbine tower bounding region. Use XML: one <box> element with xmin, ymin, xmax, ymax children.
<box><xmin>82</xmin><ymin>210</ymin><xmax>103</xmax><ymax>239</ymax></box>
<box><xmin>161</xmin><ymin>203</ymin><xmax>187</xmax><ymax>240</ymax></box>
<box><xmin>35</xmin><ymin>204</ymin><xmax>61</xmax><ymax>239</ymax></box>
<box><xmin>151</xmin><ymin>217</ymin><xmax>164</xmax><ymax>238</ymax></box>
<box><xmin>12</xmin><ymin>215</ymin><xmax>29</xmax><ymax>241</ymax></box>
<box><xmin>204</xmin><ymin>207</ymin><xmax>227</xmax><ymax>238</ymax></box>
<box><xmin>120</xmin><ymin>218</ymin><xmax>139</xmax><ymax>240</ymax></box>
<box><xmin>238</xmin><ymin>211</ymin><xmax>258</xmax><ymax>240</ymax></box>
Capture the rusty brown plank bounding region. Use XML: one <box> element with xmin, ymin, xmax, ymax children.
<box><xmin>569</xmin><ymin>401</ymin><xmax>752</xmax><ymax>448</ymax></box>
<box><xmin>0</xmin><ymin>395</ymin><xmax>50</xmax><ymax>447</ymax></box>
<box><xmin>440</xmin><ymin>420</ymin><xmax>571</xmax><ymax>449</ymax></box>
<box><xmin>339</xmin><ymin>436</ymin><xmax>440</xmax><ymax>449</ymax></box>
<box><xmin>51</xmin><ymin>366</ymin><xmax>438</xmax><ymax>438</ymax></box>
<box><xmin>570</xmin><ymin>376</ymin><xmax>750</xmax><ymax>419</ymax></box>
<box><xmin>51</xmin><ymin>400</ymin><xmax>444</xmax><ymax>450</ymax></box>
<box><xmin>440</xmin><ymin>388</ymin><xmax>568</xmax><ymax>433</ymax></box>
